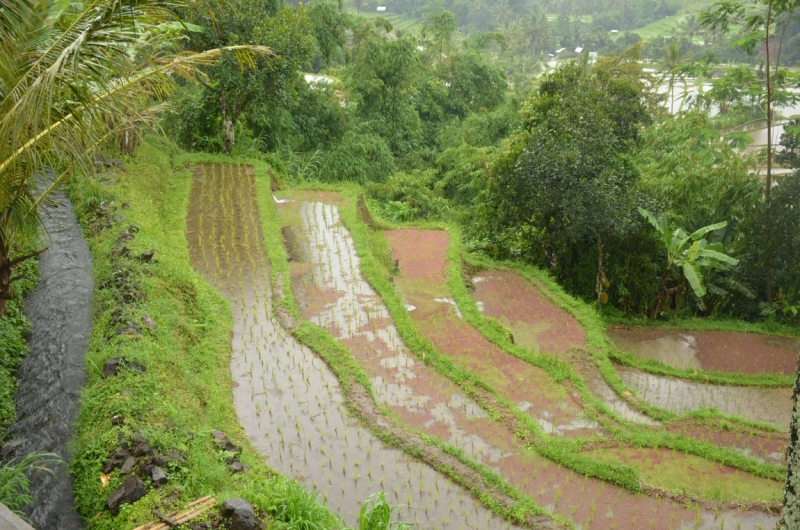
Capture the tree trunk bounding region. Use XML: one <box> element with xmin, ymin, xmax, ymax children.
<box><xmin>0</xmin><ymin>255</ymin><xmax>10</xmax><ymax>318</ymax></box>
<box><xmin>220</xmin><ymin>92</ymin><xmax>235</xmax><ymax>154</ymax></box>
<box><xmin>778</xmin><ymin>348</ymin><xmax>800</xmax><ymax>529</ymax></box>
<box><xmin>765</xmin><ymin>1</ymin><xmax>774</xmax><ymax>304</ymax></box>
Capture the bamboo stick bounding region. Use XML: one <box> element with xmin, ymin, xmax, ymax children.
<box><xmin>131</xmin><ymin>497</ymin><xmax>215</xmax><ymax>530</ymax></box>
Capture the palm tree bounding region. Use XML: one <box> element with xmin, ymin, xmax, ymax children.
<box><xmin>677</xmin><ymin>14</ymin><xmax>702</xmax><ymax>43</ymax></box>
<box><xmin>660</xmin><ymin>40</ymin><xmax>686</xmax><ymax>113</ymax></box>
<box><xmin>523</xmin><ymin>11</ymin><xmax>550</xmax><ymax>59</ymax></box>
<box><xmin>0</xmin><ymin>0</ymin><xmax>271</xmax><ymax>316</ymax></box>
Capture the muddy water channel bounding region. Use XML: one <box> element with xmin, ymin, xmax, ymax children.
<box><xmin>278</xmin><ymin>204</ymin><xmax>776</xmax><ymax>530</ymax></box>
<box><xmin>187</xmin><ymin>166</ymin><xmax>511</xmax><ymax>529</ymax></box>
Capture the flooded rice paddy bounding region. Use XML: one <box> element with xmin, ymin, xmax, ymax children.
<box><xmin>187</xmin><ymin>176</ymin><xmax>786</xmax><ymax>530</ymax></box>
<box><xmin>374</xmin><ymin>227</ymin><xmax>774</xmax><ymax>529</ymax></box>
<box><xmin>471</xmin><ymin>272</ymin><xmax>658</xmax><ymax>426</ymax></box>
<box><xmin>608</xmin><ymin>326</ymin><xmax>798</xmax><ymax>375</ymax></box>
<box><xmin>187</xmin><ymin>166</ymin><xmax>512</xmax><ymax>529</ymax></box>
<box><xmin>619</xmin><ymin>367</ymin><xmax>793</xmax><ymax>430</ymax></box>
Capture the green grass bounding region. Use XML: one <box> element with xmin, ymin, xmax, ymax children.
<box><xmin>0</xmin><ymin>243</ymin><xmax>39</xmax><ymax>437</ymax></box>
<box><xmin>588</xmin><ymin>446</ymin><xmax>782</xmax><ymax>502</ymax></box>
<box><xmin>347</xmin><ymin>8</ymin><xmax>422</xmax><ymax>34</ymax></box>
<box><xmin>68</xmin><ymin>139</ymin><xmax>345</xmax><ymax>530</ymax></box>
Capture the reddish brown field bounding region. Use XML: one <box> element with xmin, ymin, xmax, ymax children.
<box><xmin>609</xmin><ymin>325</ymin><xmax>798</xmax><ymax>375</ymax></box>
<box><xmin>473</xmin><ymin>270</ymin><xmax>586</xmax><ymax>355</ymax></box>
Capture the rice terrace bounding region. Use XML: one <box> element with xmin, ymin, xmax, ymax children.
<box><xmin>3</xmin><ymin>0</ymin><xmax>800</xmax><ymax>529</ymax></box>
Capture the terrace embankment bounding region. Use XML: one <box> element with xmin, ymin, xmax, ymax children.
<box><xmin>471</xmin><ymin>268</ymin><xmax>790</xmax><ymax>460</ymax></box>
<box><xmin>188</xmin><ymin>166</ymin><xmax>513</xmax><ymax>528</ymax></box>
<box><xmin>384</xmin><ymin>227</ymin><xmax>781</xmax><ymax>530</ymax></box>
<box><xmin>608</xmin><ymin>326</ymin><xmax>798</xmax><ymax>375</ymax></box>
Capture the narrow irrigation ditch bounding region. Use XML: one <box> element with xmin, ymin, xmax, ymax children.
<box><xmin>0</xmin><ymin>193</ymin><xmax>91</xmax><ymax>530</ymax></box>
<box><xmin>187</xmin><ymin>165</ymin><xmax>517</xmax><ymax>529</ymax></box>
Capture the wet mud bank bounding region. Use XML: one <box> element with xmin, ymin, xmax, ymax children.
<box><xmin>0</xmin><ymin>194</ymin><xmax>91</xmax><ymax>530</ymax></box>
<box><xmin>382</xmin><ymin>228</ymin><xmax>779</xmax><ymax>530</ymax></box>
<box><xmin>188</xmin><ymin>167</ymin><xmax>514</xmax><ymax>529</ymax></box>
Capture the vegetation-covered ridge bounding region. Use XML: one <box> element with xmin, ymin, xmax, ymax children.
<box><xmin>66</xmin><ymin>140</ymin><xmax>348</xmax><ymax>530</ymax></box>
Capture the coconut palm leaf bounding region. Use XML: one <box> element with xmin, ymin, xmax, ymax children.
<box><xmin>0</xmin><ymin>0</ymin><xmax>273</xmax><ymax>315</ymax></box>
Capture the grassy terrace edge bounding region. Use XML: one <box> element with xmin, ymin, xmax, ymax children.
<box><xmin>67</xmin><ymin>140</ymin><xmax>345</xmax><ymax>530</ymax></box>
<box><xmin>0</xmin><ymin>243</ymin><xmax>39</xmax><ymax>436</ymax></box>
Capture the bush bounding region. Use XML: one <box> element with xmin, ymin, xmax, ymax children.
<box><xmin>318</xmin><ymin>131</ymin><xmax>396</xmax><ymax>184</ymax></box>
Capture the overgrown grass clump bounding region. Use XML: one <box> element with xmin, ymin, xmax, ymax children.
<box><xmin>0</xmin><ymin>243</ymin><xmax>39</xmax><ymax>436</ymax></box>
<box><xmin>67</xmin><ymin>139</ymin><xmax>345</xmax><ymax>530</ymax></box>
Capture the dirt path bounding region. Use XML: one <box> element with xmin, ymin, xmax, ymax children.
<box><xmin>608</xmin><ymin>326</ymin><xmax>798</xmax><ymax>375</ymax></box>
<box><xmin>384</xmin><ymin>227</ymin><xmax>780</xmax><ymax>530</ymax></box>
<box><xmin>187</xmin><ymin>166</ymin><xmax>513</xmax><ymax>528</ymax></box>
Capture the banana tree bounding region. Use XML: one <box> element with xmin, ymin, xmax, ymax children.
<box><xmin>639</xmin><ymin>207</ymin><xmax>740</xmax><ymax>318</ymax></box>
<box><xmin>0</xmin><ymin>0</ymin><xmax>271</xmax><ymax>316</ymax></box>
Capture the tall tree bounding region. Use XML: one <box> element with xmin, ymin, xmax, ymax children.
<box><xmin>0</xmin><ymin>0</ymin><xmax>268</xmax><ymax>316</ymax></box>
<box><xmin>700</xmin><ymin>0</ymin><xmax>800</xmax><ymax>303</ymax></box>
<box><xmin>483</xmin><ymin>64</ymin><xmax>649</xmax><ymax>289</ymax></box>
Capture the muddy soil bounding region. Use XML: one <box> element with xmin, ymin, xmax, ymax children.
<box><xmin>619</xmin><ymin>367</ymin><xmax>793</xmax><ymax>430</ymax></box>
<box><xmin>0</xmin><ymin>194</ymin><xmax>91</xmax><ymax>530</ymax></box>
<box><xmin>609</xmin><ymin>326</ymin><xmax>799</xmax><ymax>375</ymax></box>
<box><xmin>470</xmin><ymin>270</ymin><xmax>656</xmax><ymax>426</ymax></box>
<box><xmin>383</xmin><ymin>228</ymin><xmax>779</xmax><ymax>530</ymax></box>
<box><xmin>472</xmin><ymin>271</ymin><xmax>586</xmax><ymax>355</ymax></box>
<box><xmin>188</xmin><ymin>166</ymin><xmax>512</xmax><ymax>529</ymax></box>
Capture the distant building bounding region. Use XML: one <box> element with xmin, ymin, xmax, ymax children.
<box><xmin>377</xmin><ymin>6</ymin><xmax>386</xmax><ymax>11</ymax></box>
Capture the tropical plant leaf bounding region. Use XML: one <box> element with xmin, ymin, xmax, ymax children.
<box><xmin>689</xmin><ymin>220</ymin><xmax>727</xmax><ymax>240</ymax></box>
<box><xmin>698</xmin><ymin>248</ymin><xmax>739</xmax><ymax>266</ymax></box>
<box><xmin>682</xmin><ymin>261</ymin><xmax>706</xmax><ymax>298</ymax></box>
